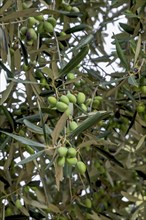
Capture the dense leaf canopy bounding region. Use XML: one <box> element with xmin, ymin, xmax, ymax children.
<box><xmin>0</xmin><ymin>0</ymin><xmax>146</xmax><ymax>219</ymax></box>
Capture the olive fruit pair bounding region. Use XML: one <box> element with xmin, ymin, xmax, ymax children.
<box><xmin>48</xmin><ymin>96</ymin><xmax>68</xmax><ymax>112</ymax></box>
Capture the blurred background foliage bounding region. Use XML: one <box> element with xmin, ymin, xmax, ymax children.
<box><xmin>0</xmin><ymin>0</ymin><xmax>146</xmax><ymax>219</ymax></box>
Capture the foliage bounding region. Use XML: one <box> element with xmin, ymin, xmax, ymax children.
<box><xmin>0</xmin><ymin>0</ymin><xmax>146</xmax><ymax>219</ymax></box>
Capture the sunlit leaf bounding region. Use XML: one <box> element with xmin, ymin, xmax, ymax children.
<box><xmin>15</xmin><ymin>150</ymin><xmax>45</xmax><ymax>166</ymax></box>
<box><xmin>51</xmin><ymin>112</ymin><xmax>68</xmax><ymax>145</ymax></box>
<box><xmin>69</xmin><ymin>111</ymin><xmax>111</xmax><ymax>139</ymax></box>
<box><xmin>0</xmin><ymin>131</ymin><xmax>45</xmax><ymax>148</ymax></box>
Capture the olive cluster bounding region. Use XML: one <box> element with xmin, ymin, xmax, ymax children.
<box><xmin>20</xmin><ymin>15</ymin><xmax>57</xmax><ymax>46</ymax></box>
<box><xmin>48</xmin><ymin>73</ymin><xmax>103</xmax><ymax>114</ymax></box>
<box><xmin>48</xmin><ymin>91</ymin><xmax>86</xmax><ymax>113</ymax></box>
<box><xmin>57</xmin><ymin>147</ymin><xmax>86</xmax><ymax>175</ymax></box>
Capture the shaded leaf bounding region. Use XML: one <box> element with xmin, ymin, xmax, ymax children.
<box><xmin>115</xmin><ymin>37</ymin><xmax>129</xmax><ymax>70</ymax></box>
<box><xmin>59</xmin><ymin>45</ymin><xmax>89</xmax><ymax>78</ymax></box>
<box><xmin>19</xmin><ymin>38</ymin><xmax>28</xmax><ymax>66</ymax></box>
<box><xmin>119</xmin><ymin>22</ymin><xmax>134</xmax><ymax>34</ymax></box>
<box><xmin>95</xmin><ymin>146</ymin><xmax>124</xmax><ymax>167</ymax></box>
<box><xmin>65</xmin><ymin>24</ymin><xmax>91</xmax><ymax>34</ymax></box>
<box><xmin>128</xmin><ymin>75</ymin><xmax>138</xmax><ymax>87</ymax></box>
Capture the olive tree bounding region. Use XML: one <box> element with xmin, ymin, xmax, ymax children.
<box><xmin>0</xmin><ymin>0</ymin><xmax>146</xmax><ymax>219</ymax></box>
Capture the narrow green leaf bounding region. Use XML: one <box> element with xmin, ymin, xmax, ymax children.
<box><xmin>23</xmin><ymin>119</ymin><xmax>44</xmax><ymax>134</ymax></box>
<box><xmin>19</xmin><ymin>38</ymin><xmax>28</xmax><ymax>65</ymax></box>
<box><xmin>134</xmin><ymin>34</ymin><xmax>141</xmax><ymax>65</ymax></box>
<box><xmin>125</xmin><ymin>111</ymin><xmax>137</xmax><ymax>136</ymax></box>
<box><xmin>1</xmin><ymin>106</ymin><xmax>15</xmax><ymax>131</ymax></box>
<box><xmin>119</xmin><ymin>22</ymin><xmax>134</xmax><ymax>35</ymax></box>
<box><xmin>70</xmin><ymin>34</ymin><xmax>93</xmax><ymax>52</ymax></box>
<box><xmin>0</xmin><ymin>27</ymin><xmax>8</xmax><ymax>53</ymax></box>
<box><xmin>135</xmin><ymin>135</ymin><xmax>146</xmax><ymax>151</ymax></box>
<box><xmin>15</xmin><ymin>150</ymin><xmax>45</xmax><ymax>166</ymax></box>
<box><xmin>0</xmin><ymin>131</ymin><xmax>45</xmax><ymax>148</ymax></box>
<box><xmin>95</xmin><ymin>146</ymin><xmax>124</xmax><ymax>167</ymax></box>
<box><xmin>69</xmin><ymin>111</ymin><xmax>111</xmax><ymax>138</ymax></box>
<box><xmin>115</xmin><ymin>37</ymin><xmax>129</xmax><ymax>70</ymax></box>
<box><xmin>37</xmin><ymin>101</ymin><xmax>48</xmax><ymax>144</ymax></box>
<box><xmin>65</xmin><ymin>24</ymin><xmax>91</xmax><ymax>34</ymax></box>
<box><xmin>128</xmin><ymin>75</ymin><xmax>138</xmax><ymax>87</ymax></box>
<box><xmin>0</xmin><ymin>136</ymin><xmax>11</xmax><ymax>150</ymax></box>
<box><xmin>59</xmin><ymin>45</ymin><xmax>89</xmax><ymax>78</ymax></box>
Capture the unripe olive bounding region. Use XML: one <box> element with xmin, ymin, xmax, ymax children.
<box><xmin>65</xmin><ymin>107</ymin><xmax>71</xmax><ymax>116</ymax></box>
<box><xmin>74</xmin><ymin>81</ymin><xmax>81</xmax><ymax>88</ymax></box>
<box><xmin>69</xmin><ymin>121</ymin><xmax>78</xmax><ymax>131</ymax></box>
<box><xmin>57</xmin><ymin>147</ymin><xmax>68</xmax><ymax>157</ymax></box>
<box><xmin>67</xmin><ymin>73</ymin><xmax>75</xmax><ymax>80</ymax></box>
<box><xmin>35</xmin><ymin>15</ymin><xmax>44</xmax><ymax>21</ymax></box>
<box><xmin>37</xmin><ymin>22</ymin><xmax>44</xmax><ymax>33</ymax></box>
<box><xmin>92</xmin><ymin>99</ymin><xmax>100</xmax><ymax>109</ymax></box>
<box><xmin>43</xmin><ymin>21</ymin><xmax>54</xmax><ymax>33</ymax></box>
<box><xmin>66</xmin><ymin>157</ymin><xmax>77</xmax><ymax>165</ymax></box>
<box><xmin>85</xmin><ymin>198</ymin><xmax>92</xmax><ymax>208</ymax></box>
<box><xmin>80</xmin><ymin>103</ymin><xmax>87</xmax><ymax>112</ymax></box>
<box><xmin>20</xmin><ymin>26</ymin><xmax>27</xmax><ymax>35</ymax></box>
<box><xmin>40</xmin><ymin>78</ymin><xmax>47</xmax><ymax>86</ymax></box>
<box><xmin>94</xmin><ymin>96</ymin><xmax>103</xmax><ymax>101</ymax></box>
<box><xmin>71</xmin><ymin>6</ymin><xmax>80</xmax><ymax>12</ymax></box>
<box><xmin>76</xmin><ymin>161</ymin><xmax>86</xmax><ymax>174</ymax></box>
<box><xmin>28</xmin><ymin>17</ymin><xmax>37</xmax><ymax>27</ymax></box>
<box><xmin>26</xmin><ymin>39</ymin><xmax>34</xmax><ymax>46</ymax></box>
<box><xmin>137</xmin><ymin>103</ymin><xmax>145</xmax><ymax>113</ymax></box>
<box><xmin>15</xmin><ymin>199</ymin><xmax>22</xmax><ymax>209</ymax></box>
<box><xmin>60</xmin><ymin>31</ymin><xmax>66</xmax><ymax>37</ymax></box>
<box><xmin>67</xmin><ymin>93</ymin><xmax>77</xmax><ymax>104</ymax></box>
<box><xmin>35</xmin><ymin>70</ymin><xmax>43</xmax><ymax>79</ymax></box>
<box><xmin>140</xmin><ymin>86</ymin><xmax>146</xmax><ymax>94</ymax></box>
<box><xmin>47</xmin><ymin>17</ymin><xmax>57</xmax><ymax>27</ymax></box>
<box><xmin>5</xmin><ymin>207</ymin><xmax>13</xmax><ymax>216</ymax></box>
<box><xmin>26</xmin><ymin>28</ymin><xmax>37</xmax><ymax>40</ymax></box>
<box><xmin>67</xmin><ymin>147</ymin><xmax>77</xmax><ymax>157</ymax></box>
<box><xmin>60</xmin><ymin>95</ymin><xmax>69</xmax><ymax>105</ymax></box>
<box><xmin>62</xmin><ymin>3</ymin><xmax>72</xmax><ymax>11</ymax></box>
<box><xmin>86</xmin><ymin>98</ymin><xmax>92</xmax><ymax>106</ymax></box>
<box><xmin>48</xmin><ymin>96</ymin><xmax>57</xmax><ymax>107</ymax></box>
<box><xmin>56</xmin><ymin>101</ymin><xmax>68</xmax><ymax>112</ymax></box>
<box><xmin>77</xmin><ymin>92</ymin><xmax>86</xmax><ymax>104</ymax></box>
<box><xmin>57</xmin><ymin>156</ymin><xmax>65</xmax><ymax>167</ymax></box>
